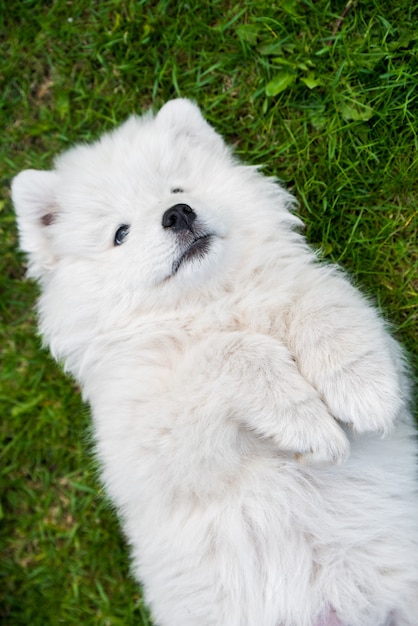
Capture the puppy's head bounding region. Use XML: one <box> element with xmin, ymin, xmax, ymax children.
<box><xmin>12</xmin><ymin>99</ymin><xmax>299</xmax><ymax>362</ymax></box>
<box><xmin>13</xmin><ymin>101</ymin><xmax>230</xmax><ymax>282</ymax></box>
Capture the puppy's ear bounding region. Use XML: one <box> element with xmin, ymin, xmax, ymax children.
<box><xmin>11</xmin><ymin>169</ymin><xmax>60</xmax><ymax>279</ymax></box>
<box><xmin>156</xmin><ymin>99</ymin><xmax>227</xmax><ymax>154</ymax></box>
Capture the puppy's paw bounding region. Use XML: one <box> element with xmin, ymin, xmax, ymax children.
<box><xmin>298</xmin><ymin>420</ymin><xmax>350</xmax><ymax>467</ymax></box>
<box><xmin>321</xmin><ymin>362</ymin><xmax>403</xmax><ymax>436</ymax></box>
<box><xmin>273</xmin><ymin>397</ymin><xmax>350</xmax><ymax>466</ymax></box>
<box><xmin>295</xmin><ymin>428</ymin><xmax>350</xmax><ymax>466</ymax></box>
<box><xmin>287</xmin><ymin>284</ymin><xmax>407</xmax><ymax>439</ymax></box>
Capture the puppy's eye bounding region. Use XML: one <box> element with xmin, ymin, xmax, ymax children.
<box><xmin>171</xmin><ymin>187</ymin><xmax>184</xmax><ymax>194</ymax></box>
<box><xmin>114</xmin><ymin>225</ymin><xmax>130</xmax><ymax>246</ymax></box>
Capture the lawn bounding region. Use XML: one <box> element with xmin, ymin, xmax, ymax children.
<box><xmin>1</xmin><ymin>1</ymin><xmax>417</xmax><ymax>624</ymax></box>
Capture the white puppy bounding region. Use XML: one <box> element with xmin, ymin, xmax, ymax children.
<box><xmin>12</xmin><ymin>99</ymin><xmax>418</xmax><ymax>626</ymax></box>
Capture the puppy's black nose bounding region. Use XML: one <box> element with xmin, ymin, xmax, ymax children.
<box><xmin>162</xmin><ymin>204</ymin><xmax>196</xmax><ymax>232</ymax></box>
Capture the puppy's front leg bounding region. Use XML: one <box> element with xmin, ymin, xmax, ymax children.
<box><xmin>200</xmin><ymin>332</ymin><xmax>349</xmax><ymax>465</ymax></box>
<box><xmin>286</xmin><ymin>268</ymin><xmax>405</xmax><ymax>435</ymax></box>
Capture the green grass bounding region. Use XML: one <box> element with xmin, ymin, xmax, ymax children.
<box><xmin>1</xmin><ymin>1</ymin><xmax>417</xmax><ymax>624</ymax></box>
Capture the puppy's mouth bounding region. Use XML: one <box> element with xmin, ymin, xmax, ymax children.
<box><xmin>172</xmin><ymin>234</ymin><xmax>213</xmax><ymax>275</ymax></box>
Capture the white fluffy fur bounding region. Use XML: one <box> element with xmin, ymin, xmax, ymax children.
<box><xmin>12</xmin><ymin>99</ymin><xmax>418</xmax><ymax>626</ymax></box>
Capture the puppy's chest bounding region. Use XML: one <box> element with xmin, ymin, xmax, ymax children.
<box><xmin>186</xmin><ymin>301</ymin><xmax>289</xmax><ymax>341</ymax></box>
<box><xmin>90</xmin><ymin>306</ymin><xmax>288</xmax><ymax>489</ymax></box>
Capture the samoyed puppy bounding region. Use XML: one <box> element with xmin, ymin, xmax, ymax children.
<box><xmin>12</xmin><ymin>99</ymin><xmax>418</xmax><ymax>626</ymax></box>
